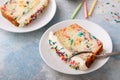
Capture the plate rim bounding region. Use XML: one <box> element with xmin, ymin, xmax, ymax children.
<box><xmin>0</xmin><ymin>0</ymin><xmax>57</xmax><ymax>33</ymax></box>
<box><xmin>39</xmin><ymin>19</ymin><xmax>113</xmax><ymax>75</ymax></box>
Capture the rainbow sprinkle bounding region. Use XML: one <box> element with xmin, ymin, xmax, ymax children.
<box><xmin>98</xmin><ymin>1</ymin><xmax>120</xmax><ymax>23</ymax></box>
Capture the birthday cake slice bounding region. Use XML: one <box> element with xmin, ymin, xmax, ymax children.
<box><xmin>49</xmin><ymin>24</ymin><xmax>103</xmax><ymax>70</ymax></box>
<box><xmin>1</xmin><ymin>0</ymin><xmax>49</xmax><ymax>27</ymax></box>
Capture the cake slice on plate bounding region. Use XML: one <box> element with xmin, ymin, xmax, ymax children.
<box><xmin>1</xmin><ymin>0</ymin><xmax>49</xmax><ymax>27</ymax></box>
<box><xmin>49</xmin><ymin>24</ymin><xmax>103</xmax><ymax>70</ymax></box>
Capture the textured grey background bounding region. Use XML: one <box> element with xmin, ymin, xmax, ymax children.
<box><xmin>0</xmin><ymin>0</ymin><xmax>120</xmax><ymax>80</ymax></box>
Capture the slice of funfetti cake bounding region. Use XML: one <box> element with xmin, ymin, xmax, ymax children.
<box><xmin>1</xmin><ymin>0</ymin><xmax>49</xmax><ymax>27</ymax></box>
<box><xmin>49</xmin><ymin>23</ymin><xmax>103</xmax><ymax>70</ymax></box>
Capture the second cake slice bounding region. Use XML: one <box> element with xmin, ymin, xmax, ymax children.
<box><xmin>1</xmin><ymin>0</ymin><xmax>49</xmax><ymax>27</ymax></box>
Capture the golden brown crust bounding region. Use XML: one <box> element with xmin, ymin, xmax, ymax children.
<box><xmin>86</xmin><ymin>46</ymin><xmax>103</xmax><ymax>68</ymax></box>
<box><xmin>1</xmin><ymin>10</ymin><xmax>19</xmax><ymax>26</ymax></box>
<box><xmin>86</xmin><ymin>54</ymin><xmax>96</xmax><ymax>68</ymax></box>
<box><xmin>95</xmin><ymin>45</ymin><xmax>103</xmax><ymax>55</ymax></box>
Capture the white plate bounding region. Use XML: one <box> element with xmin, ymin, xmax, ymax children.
<box><xmin>39</xmin><ymin>19</ymin><xmax>113</xmax><ymax>75</ymax></box>
<box><xmin>0</xmin><ymin>0</ymin><xmax>56</xmax><ymax>33</ymax></box>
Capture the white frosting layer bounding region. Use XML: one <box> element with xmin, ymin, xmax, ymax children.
<box><xmin>71</xmin><ymin>56</ymin><xmax>88</xmax><ymax>70</ymax></box>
